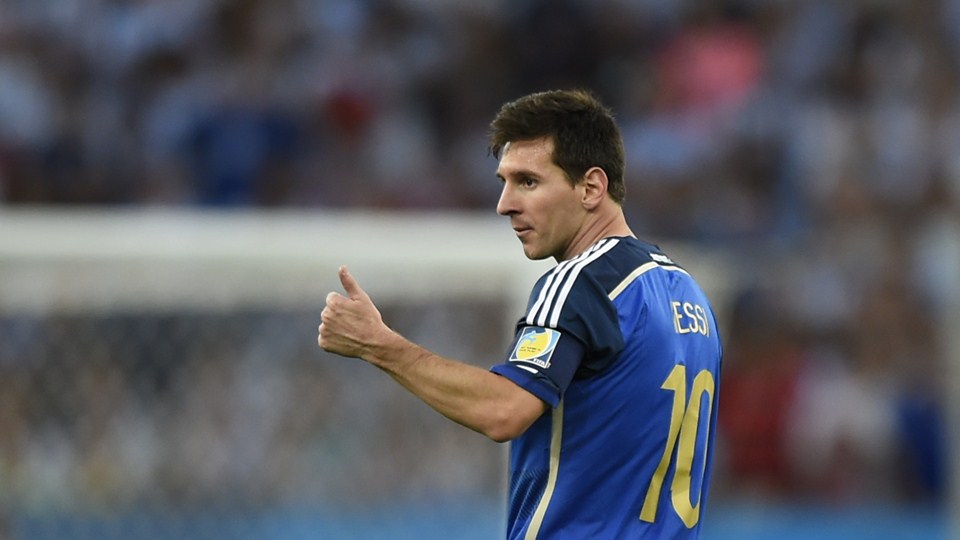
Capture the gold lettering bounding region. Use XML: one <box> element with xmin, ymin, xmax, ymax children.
<box><xmin>671</xmin><ymin>302</ymin><xmax>688</xmax><ymax>334</ymax></box>
<box><xmin>671</xmin><ymin>301</ymin><xmax>710</xmax><ymax>337</ymax></box>
<box><xmin>683</xmin><ymin>303</ymin><xmax>699</xmax><ymax>335</ymax></box>
<box><xmin>695</xmin><ymin>304</ymin><xmax>709</xmax><ymax>337</ymax></box>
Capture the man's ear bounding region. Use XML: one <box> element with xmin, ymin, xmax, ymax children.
<box><xmin>581</xmin><ymin>167</ymin><xmax>609</xmax><ymax>210</ymax></box>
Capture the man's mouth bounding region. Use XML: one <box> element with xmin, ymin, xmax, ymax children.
<box><xmin>513</xmin><ymin>226</ymin><xmax>532</xmax><ymax>239</ymax></box>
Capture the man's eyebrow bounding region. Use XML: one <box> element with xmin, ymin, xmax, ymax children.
<box><xmin>498</xmin><ymin>168</ymin><xmax>539</xmax><ymax>180</ymax></box>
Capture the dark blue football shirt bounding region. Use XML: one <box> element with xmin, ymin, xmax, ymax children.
<box><xmin>491</xmin><ymin>237</ymin><xmax>723</xmax><ymax>539</ymax></box>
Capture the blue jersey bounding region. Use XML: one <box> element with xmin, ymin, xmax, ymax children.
<box><xmin>491</xmin><ymin>237</ymin><xmax>723</xmax><ymax>539</ymax></box>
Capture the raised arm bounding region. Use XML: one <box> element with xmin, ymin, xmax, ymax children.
<box><xmin>318</xmin><ymin>266</ymin><xmax>548</xmax><ymax>442</ymax></box>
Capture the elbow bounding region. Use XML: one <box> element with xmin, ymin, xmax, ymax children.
<box><xmin>478</xmin><ymin>401</ymin><xmax>546</xmax><ymax>443</ymax></box>
<box><xmin>485</xmin><ymin>424</ymin><xmax>523</xmax><ymax>444</ymax></box>
<box><xmin>472</xmin><ymin>375</ymin><xmax>548</xmax><ymax>443</ymax></box>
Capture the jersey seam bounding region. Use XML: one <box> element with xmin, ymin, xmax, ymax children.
<box><xmin>608</xmin><ymin>262</ymin><xmax>690</xmax><ymax>301</ymax></box>
<box><xmin>523</xmin><ymin>399</ymin><xmax>565</xmax><ymax>540</ymax></box>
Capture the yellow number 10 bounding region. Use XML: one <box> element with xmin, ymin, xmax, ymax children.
<box><xmin>639</xmin><ymin>365</ymin><xmax>716</xmax><ymax>528</ymax></box>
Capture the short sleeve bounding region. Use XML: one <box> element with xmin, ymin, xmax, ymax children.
<box><xmin>532</xmin><ymin>271</ymin><xmax>624</xmax><ymax>377</ymax></box>
<box><xmin>491</xmin><ymin>327</ymin><xmax>585</xmax><ymax>408</ymax></box>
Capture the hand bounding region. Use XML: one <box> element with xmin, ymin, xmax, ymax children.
<box><xmin>317</xmin><ymin>266</ymin><xmax>386</xmax><ymax>359</ymax></box>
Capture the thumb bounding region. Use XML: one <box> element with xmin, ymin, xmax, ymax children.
<box><xmin>338</xmin><ymin>265</ymin><xmax>366</xmax><ymax>300</ymax></box>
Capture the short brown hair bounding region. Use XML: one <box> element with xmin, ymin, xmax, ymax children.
<box><xmin>489</xmin><ymin>89</ymin><xmax>626</xmax><ymax>203</ymax></box>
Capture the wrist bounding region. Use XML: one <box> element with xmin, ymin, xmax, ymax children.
<box><xmin>362</xmin><ymin>327</ymin><xmax>410</xmax><ymax>368</ymax></box>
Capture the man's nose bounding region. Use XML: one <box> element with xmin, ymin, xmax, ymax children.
<box><xmin>496</xmin><ymin>184</ymin><xmax>516</xmax><ymax>216</ymax></box>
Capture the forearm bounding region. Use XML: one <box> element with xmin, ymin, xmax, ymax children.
<box><xmin>318</xmin><ymin>266</ymin><xmax>545</xmax><ymax>441</ymax></box>
<box><xmin>362</xmin><ymin>329</ymin><xmax>546</xmax><ymax>442</ymax></box>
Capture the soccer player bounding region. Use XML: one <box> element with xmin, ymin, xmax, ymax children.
<box><xmin>318</xmin><ymin>89</ymin><xmax>723</xmax><ymax>538</ymax></box>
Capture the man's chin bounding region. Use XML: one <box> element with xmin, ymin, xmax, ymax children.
<box><xmin>521</xmin><ymin>246</ymin><xmax>551</xmax><ymax>261</ymax></box>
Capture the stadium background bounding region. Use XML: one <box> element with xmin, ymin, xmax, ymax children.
<box><xmin>1</xmin><ymin>0</ymin><xmax>959</xmax><ymax>538</ymax></box>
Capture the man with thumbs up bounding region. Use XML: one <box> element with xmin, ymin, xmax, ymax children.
<box><xmin>318</xmin><ymin>89</ymin><xmax>723</xmax><ymax>539</ymax></box>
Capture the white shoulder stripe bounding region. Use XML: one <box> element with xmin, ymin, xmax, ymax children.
<box><xmin>546</xmin><ymin>239</ymin><xmax>619</xmax><ymax>327</ymax></box>
<box><xmin>525</xmin><ymin>240</ymin><xmax>608</xmax><ymax>325</ymax></box>
<box><xmin>526</xmin><ymin>238</ymin><xmax>620</xmax><ymax>327</ymax></box>
<box><xmin>526</xmin><ymin>258</ymin><xmax>577</xmax><ymax>326</ymax></box>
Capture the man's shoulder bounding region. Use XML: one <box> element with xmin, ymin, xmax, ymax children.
<box><xmin>577</xmin><ymin>236</ymin><xmax>683</xmax><ymax>283</ymax></box>
<box><xmin>604</xmin><ymin>236</ymin><xmax>670</xmax><ymax>264</ymax></box>
<box><xmin>529</xmin><ymin>237</ymin><xmax>688</xmax><ymax>301</ymax></box>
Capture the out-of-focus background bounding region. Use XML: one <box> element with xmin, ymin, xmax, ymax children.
<box><xmin>1</xmin><ymin>0</ymin><xmax>959</xmax><ymax>538</ymax></box>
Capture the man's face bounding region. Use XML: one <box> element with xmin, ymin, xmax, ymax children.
<box><xmin>496</xmin><ymin>137</ymin><xmax>586</xmax><ymax>261</ymax></box>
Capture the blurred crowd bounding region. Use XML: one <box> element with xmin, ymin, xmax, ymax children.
<box><xmin>1</xmin><ymin>0</ymin><xmax>960</xmax><ymax>518</ymax></box>
<box><xmin>0</xmin><ymin>305</ymin><xmax>509</xmax><ymax>514</ymax></box>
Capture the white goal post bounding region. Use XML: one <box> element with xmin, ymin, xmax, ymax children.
<box><xmin>0</xmin><ymin>208</ymin><xmax>736</xmax><ymax>321</ymax></box>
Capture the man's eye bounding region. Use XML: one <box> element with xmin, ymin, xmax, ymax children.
<box><xmin>522</xmin><ymin>177</ymin><xmax>537</xmax><ymax>188</ymax></box>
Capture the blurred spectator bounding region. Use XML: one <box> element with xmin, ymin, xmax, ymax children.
<box><xmin>716</xmin><ymin>288</ymin><xmax>806</xmax><ymax>500</ymax></box>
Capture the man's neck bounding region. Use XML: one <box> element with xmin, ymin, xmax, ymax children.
<box><xmin>558</xmin><ymin>208</ymin><xmax>634</xmax><ymax>262</ymax></box>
